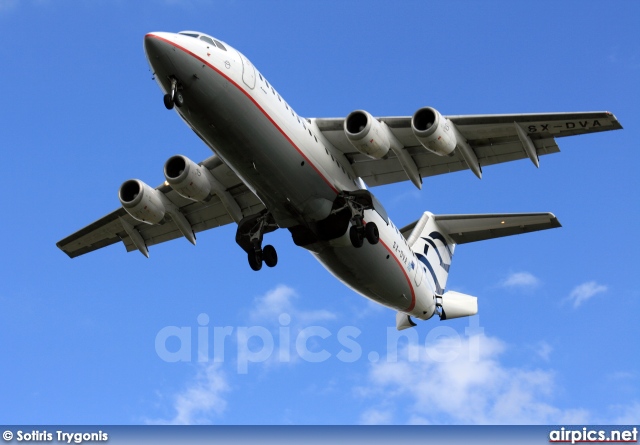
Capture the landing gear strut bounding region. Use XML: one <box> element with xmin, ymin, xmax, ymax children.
<box><xmin>236</xmin><ymin>210</ymin><xmax>279</xmax><ymax>271</ymax></box>
<box><xmin>163</xmin><ymin>78</ymin><xmax>184</xmax><ymax>110</ymax></box>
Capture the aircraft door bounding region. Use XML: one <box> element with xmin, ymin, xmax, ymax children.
<box><xmin>238</xmin><ymin>51</ymin><xmax>256</xmax><ymax>89</ymax></box>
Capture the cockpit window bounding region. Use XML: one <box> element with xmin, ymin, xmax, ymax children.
<box><xmin>179</xmin><ymin>32</ymin><xmax>200</xmax><ymax>38</ymax></box>
<box><xmin>213</xmin><ymin>39</ymin><xmax>227</xmax><ymax>51</ymax></box>
<box><xmin>200</xmin><ymin>35</ymin><xmax>215</xmax><ymax>46</ymax></box>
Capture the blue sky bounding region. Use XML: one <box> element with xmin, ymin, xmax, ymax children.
<box><xmin>1</xmin><ymin>0</ymin><xmax>638</xmax><ymax>425</ymax></box>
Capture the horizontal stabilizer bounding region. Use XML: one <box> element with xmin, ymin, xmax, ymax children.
<box><xmin>434</xmin><ymin>212</ymin><xmax>561</xmax><ymax>244</ymax></box>
<box><xmin>401</xmin><ymin>212</ymin><xmax>560</xmax><ymax>246</ymax></box>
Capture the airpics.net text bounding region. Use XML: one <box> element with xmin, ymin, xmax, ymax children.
<box><xmin>154</xmin><ymin>313</ymin><xmax>484</xmax><ymax>374</ymax></box>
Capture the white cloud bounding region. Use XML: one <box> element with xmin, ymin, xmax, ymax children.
<box><xmin>608</xmin><ymin>371</ymin><xmax>635</xmax><ymax>381</ymax></box>
<box><xmin>567</xmin><ymin>281</ymin><xmax>607</xmax><ymax>308</ymax></box>
<box><xmin>148</xmin><ymin>363</ymin><xmax>229</xmax><ymax>425</ymax></box>
<box><xmin>534</xmin><ymin>341</ymin><xmax>553</xmax><ymax>362</ymax></box>
<box><xmin>360</xmin><ymin>408</ymin><xmax>394</xmax><ymax>425</ymax></box>
<box><xmin>610</xmin><ymin>402</ymin><xmax>640</xmax><ymax>424</ymax></box>
<box><xmin>499</xmin><ymin>272</ymin><xmax>540</xmax><ymax>289</ymax></box>
<box><xmin>358</xmin><ymin>334</ymin><xmax>590</xmax><ymax>424</ymax></box>
<box><xmin>249</xmin><ymin>284</ymin><xmax>336</xmax><ymax>324</ymax></box>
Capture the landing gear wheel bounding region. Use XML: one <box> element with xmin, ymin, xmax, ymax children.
<box><xmin>163</xmin><ymin>93</ymin><xmax>174</xmax><ymax>110</ymax></box>
<box><xmin>349</xmin><ymin>225</ymin><xmax>364</xmax><ymax>248</ymax></box>
<box><xmin>248</xmin><ymin>250</ymin><xmax>263</xmax><ymax>271</ymax></box>
<box><xmin>174</xmin><ymin>91</ymin><xmax>184</xmax><ymax>108</ymax></box>
<box><xmin>365</xmin><ymin>222</ymin><xmax>379</xmax><ymax>245</ymax></box>
<box><xmin>263</xmin><ymin>244</ymin><xmax>278</xmax><ymax>268</ymax></box>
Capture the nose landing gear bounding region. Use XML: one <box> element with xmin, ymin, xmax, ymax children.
<box><xmin>163</xmin><ymin>78</ymin><xmax>184</xmax><ymax>110</ymax></box>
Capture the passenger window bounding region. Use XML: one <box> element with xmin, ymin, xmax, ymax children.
<box><xmin>200</xmin><ymin>36</ymin><xmax>215</xmax><ymax>46</ymax></box>
<box><xmin>213</xmin><ymin>39</ymin><xmax>227</xmax><ymax>51</ymax></box>
<box><xmin>259</xmin><ymin>73</ymin><xmax>263</xmax><ymax>81</ymax></box>
<box><xmin>308</xmin><ymin>130</ymin><xmax>312</xmax><ymax>137</ymax></box>
<box><xmin>271</xmin><ymin>87</ymin><xmax>275</xmax><ymax>95</ymax></box>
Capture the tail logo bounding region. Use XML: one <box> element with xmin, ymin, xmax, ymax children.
<box><xmin>414</xmin><ymin>231</ymin><xmax>452</xmax><ymax>295</ymax></box>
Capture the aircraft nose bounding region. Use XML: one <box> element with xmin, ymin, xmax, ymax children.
<box><xmin>144</xmin><ymin>32</ymin><xmax>180</xmax><ymax>79</ymax></box>
<box><xmin>144</xmin><ymin>32</ymin><xmax>172</xmax><ymax>59</ymax></box>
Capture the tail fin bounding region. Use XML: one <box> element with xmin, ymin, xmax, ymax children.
<box><xmin>403</xmin><ymin>211</ymin><xmax>560</xmax><ymax>294</ymax></box>
<box><xmin>404</xmin><ymin>212</ymin><xmax>456</xmax><ymax>294</ymax></box>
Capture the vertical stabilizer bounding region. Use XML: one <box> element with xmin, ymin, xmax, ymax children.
<box><xmin>406</xmin><ymin>212</ymin><xmax>455</xmax><ymax>294</ymax></box>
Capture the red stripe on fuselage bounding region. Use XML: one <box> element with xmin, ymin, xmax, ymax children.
<box><xmin>379</xmin><ymin>238</ymin><xmax>416</xmax><ymax>312</ymax></box>
<box><xmin>146</xmin><ymin>34</ymin><xmax>338</xmax><ymax>194</ymax></box>
<box><xmin>146</xmin><ymin>33</ymin><xmax>416</xmax><ymax>312</ymax></box>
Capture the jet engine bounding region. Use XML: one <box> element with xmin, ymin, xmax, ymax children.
<box><xmin>164</xmin><ymin>155</ymin><xmax>211</xmax><ymax>202</ymax></box>
<box><xmin>118</xmin><ymin>179</ymin><xmax>166</xmax><ymax>224</ymax></box>
<box><xmin>411</xmin><ymin>107</ymin><xmax>457</xmax><ymax>156</ymax></box>
<box><xmin>344</xmin><ymin>110</ymin><xmax>393</xmax><ymax>159</ymax></box>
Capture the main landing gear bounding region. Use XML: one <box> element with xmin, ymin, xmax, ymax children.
<box><xmin>349</xmin><ymin>216</ymin><xmax>379</xmax><ymax>248</ymax></box>
<box><xmin>248</xmin><ymin>243</ymin><xmax>278</xmax><ymax>271</ymax></box>
<box><xmin>163</xmin><ymin>77</ymin><xmax>184</xmax><ymax>110</ymax></box>
<box><xmin>337</xmin><ymin>190</ymin><xmax>381</xmax><ymax>249</ymax></box>
<box><xmin>236</xmin><ymin>210</ymin><xmax>279</xmax><ymax>271</ymax></box>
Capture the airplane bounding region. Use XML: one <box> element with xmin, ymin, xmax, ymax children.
<box><xmin>56</xmin><ymin>31</ymin><xmax>622</xmax><ymax>330</ymax></box>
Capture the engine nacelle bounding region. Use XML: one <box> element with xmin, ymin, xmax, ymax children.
<box><xmin>411</xmin><ymin>107</ymin><xmax>457</xmax><ymax>156</ymax></box>
<box><xmin>439</xmin><ymin>291</ymin><xmax>478</xmax><ymax>320</ymax></box>
<box><xmin>344</xmin><ymin>110</ymin><xmax>391</xmax><ymax>159</ymax></box>
<box><xmin>164</xmin><ymin>155</ymin><xmax>211</xmax><ymax>202</ymax></box>
<box><xmin>118</xmin><ymin>179</ymin><xmax>166</xmax><ymax>224</ymax></box>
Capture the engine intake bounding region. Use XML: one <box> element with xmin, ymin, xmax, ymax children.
<box><xmin>344</xmin><ymin>110</ymin><xmax>392</xmax><ymax>159</ymax></box>
<box><xmin>118</xmin><ymin>179</ymin><xmax>166</xmax><ymax>224</ymax></box>
<box><xmin>411</xmin><ymin>107</ymin><xmax>457</xmax><ymax>156</ymax></box>
<box><xmin>163</xmin><ymin>155</ymin><xmax>212</xmax><ymax>202</ymax></box>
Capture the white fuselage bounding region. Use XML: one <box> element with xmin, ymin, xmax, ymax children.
<box><xmin>144</xmin><ymin>32</ymin><xmax>437</xmax><ymax>320</ymax></box>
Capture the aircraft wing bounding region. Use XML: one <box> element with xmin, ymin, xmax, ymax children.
<box><xmin>314</xmin><ymin>111</ymin><xmax>622</xmax><ymax>187</ymax></box>
<box><xmin>56</xmin><ymin>155</ymin><xmax>265</xmax><ymax>258</ymax></box>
